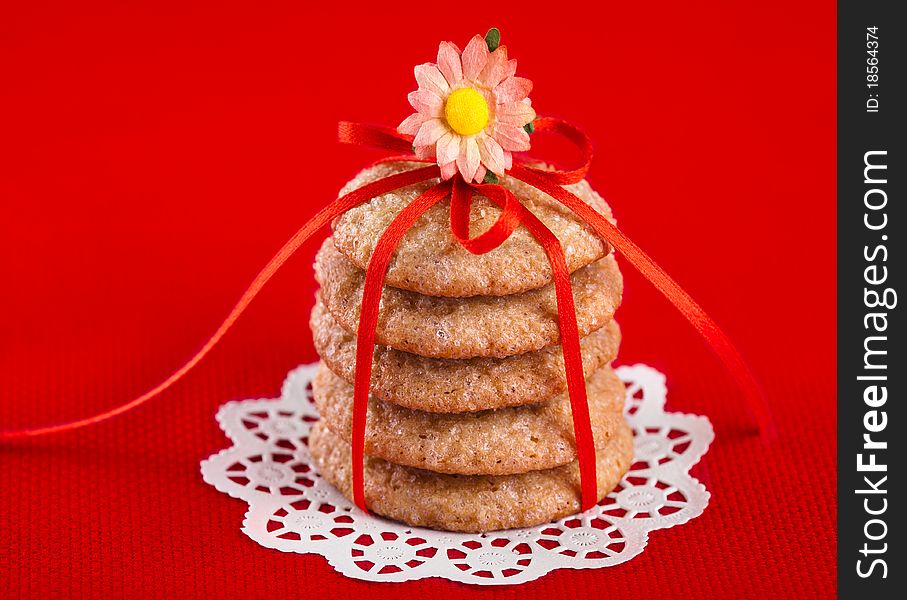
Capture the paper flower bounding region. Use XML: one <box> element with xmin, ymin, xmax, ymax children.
<box><xmin>398</xmin><ymin>31</ymin><xmax>536</xmax><ymax>183</ymax></box>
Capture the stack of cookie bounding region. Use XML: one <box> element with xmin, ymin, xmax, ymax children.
<box><xmin>309</xmin><ymin>162</ymin><xmax>633</xmax><ymax>533</ymax></box>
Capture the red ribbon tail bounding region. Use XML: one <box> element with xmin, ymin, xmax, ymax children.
<box><xmin>460</xmin><ymin>182</ymin><xmax>599</xmax><ymax>510</ymax></box>
<box><xmin>509</xmin><ymin>165</ymin><xmax>774</xmax><ymax>436</ymax></box>
<box><xmin>351</xmin><ymin>178</ymin><xmax>453</xmax><ymax>511</ymax></box>
<box><xmin>0</xmin><ymin>166</ymin><xmax>441</xmax><ymax>442</ymax></box>
<box><xmin>533</xmin><ymin>232</ymin><xmax>598</xmax><ymax>510</ymax></box>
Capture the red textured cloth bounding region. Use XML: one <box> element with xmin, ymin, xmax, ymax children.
<box><xmin>0</xmin><ymin>2</ymin><xmax>835</xmax><ymax>598</ymax></box>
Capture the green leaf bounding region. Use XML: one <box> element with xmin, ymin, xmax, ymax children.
<box><xmin>485</xmin><ymin>28</ymin><xmax>501</xmax><ymax>52</ymax></box>
<box><xmin>483</xmin><ymin>171</ymin><xmax>500</xmax><ymax>184</ymax></box>
<box><xmin>524</xmin><ymin>121</ymin><xmax>535</xmax><ymax>134</ymax></box>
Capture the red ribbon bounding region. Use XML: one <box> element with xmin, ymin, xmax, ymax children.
<box><xmin>0</xmin><ymin>117</ymin><xmax>771</xmax><ymax>518</ymax></box>
<box><xmin>0</xmin><ymin>164</ymin><xmax>431</xmax><ymax>441</ymax></box>
<box><xmin>449</xmin><ymin>178</ymin><xmax>598</xmax><ymax>508</ymax></box>
<box><xmin>351</xmin><ymin>178</ymin><xmax>454</xmax><ymax>509</ymax></box>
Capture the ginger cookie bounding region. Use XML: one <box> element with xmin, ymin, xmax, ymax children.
<box><xmin>315</xmin><ymin>238</ymin><xmax>623</xmax><ymax>359</ymax></box>
<box><xmin>309</xmin><ymin>420</ymin><xmax>634</xmax><ymax>533</ymax></box>
<box><xmin>310</xmin><ymin>299</ymin><xmax>621</xmax><ymax>412</ymax></box>
<box><xmin>332</xmin><ymin>161</ymin><xmax>615</xmax><ymax>297</ymax></box>
<box><xmin>312</xmin><ymin>363</ymin><xmax>626</xmax><ymax>475</ymax></box>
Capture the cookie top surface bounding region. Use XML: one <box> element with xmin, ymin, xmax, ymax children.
<box><xmin>309</xmin><ymin>420</ymin><xmax>633</xmax><ymax>533</ymax></box>
<box><xmin>315</xmin><ymin>238</ymin><xmax>623</xmax><ymax>359</ymax></box>
<box><xmin>310</xmin><ymin>299</ymin><xmax>621</xmax><ymax>412</ymax></box>
<box><xmin>332</xmin><ymin>162</ymin><xmax>614</xmax><ymax>297</ymax></box>
<box><xmin>313</xmin><ymin>363</ymin><xmax>626</xmax><ymax>475</ymax></box>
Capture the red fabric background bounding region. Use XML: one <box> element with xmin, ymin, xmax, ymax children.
<box><xmin>0</xmin><ymin>2</ymin><xmax>836</xmax><ymax>598</ymax></box>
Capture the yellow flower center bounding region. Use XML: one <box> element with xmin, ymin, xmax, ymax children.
<box><xmin>444</xmin><ymin>87</ymin><xmax>489</xmax><ymax>136</ymax></box>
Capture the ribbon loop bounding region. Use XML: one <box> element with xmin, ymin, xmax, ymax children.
<box><xmin>449</xmin><ymin>179</ymin><xmax>521</xmax><ymax>255</ymax></box>
<box><xmin>521</xmin><ymin>117</ymin><xmax>594</xmax><ymax>185</ymax></box>
<box><xmin>338</xmin><ymin>122</ymin><xmax>415</xmax><ymax>155</ymax></box>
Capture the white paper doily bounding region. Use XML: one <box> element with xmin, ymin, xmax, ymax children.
<box><xmin>201</xmin><ymin>363</ymin><xmax>713</xmax><ymax>585</ymax></box>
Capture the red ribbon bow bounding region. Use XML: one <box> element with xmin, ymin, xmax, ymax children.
<box><xmin>0</xmin><ymin>118</ymin><xmax>771</xmax><ymax>516</ymax></box>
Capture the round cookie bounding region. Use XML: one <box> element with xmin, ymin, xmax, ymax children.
<box><xmin>315</xmin><ymin>238</ymin><xmax>623</xmax><ymax>359</ymax></box>
<box><xmin>332</xmin><ymin>161</ymin><xmax>615</xmax><ymax>297</ymax></box>
<box><xmin>312</xmin><ymin>363</ymin><xmax>626</xmax><ymax>475</ymax></box>
<box><xmin>309</xmin><ymin>420</ymin><xmax>634</xmax><ymax>532</ymax></box>
<box><xmin>310</xmin><ymin>299</ymin><xmax>621</xmax><ymax>412</ymax></box>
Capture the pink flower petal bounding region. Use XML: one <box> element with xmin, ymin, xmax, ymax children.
<box><xmin>478</xmin><ymin>45</ymin><xmax>509</xmax><ymax>89</ymax></box>
<box><xmin>407</xmin><ymin>90</ymin><xmax>443</xmax><ymax>117</ymax></box>
<box><xmin>457</xmin><ymin>136</ymin><xmax>481</xmax><ymax>182</ymax></box>
<box><xmin>413</xmin><ymin>118</ymin><xmax>449</xmax><ymax>148</ymax></box>
<box><xmin>398</xmin><ymin>112</ymin><xmax>428</xmax><ymax>136</ymax></box>
<box><xmin>435</xmin><ymin>131</ymin><xmax>461</xmax><ymax>165</ymax></box>
<box><xmin>475</xmin><ymin>163</ymin><xmax>487</xmax><ymax>182</ymax></box>
<box><xmin>495</xmin><ymin>100</ymin><xmax>536</xmax><ymax>126</ymax></box>
<box><xmin>436</xmin><ymin>41</ymin><xmax>463</xmax><ymax>87</ymax></box>
<box><xmin>440</xmin><ymin>160</ymin><xmax>458</xmax><ymax>180</ymax></box>
<box><xmin>477</xmin><ymin>134</ymin><xmax>507</xmax><ymax>175</ymax></box>
<box><xmin>503</xmin><ymin>150</ymin><xmax>513</xmax><ymax>170</ymax></box>
<box><xmin>476</xmin><ymin>87</ymin><xmax>496</xmax><ymax>111</ymax></box>
<box><xmin>414</xmin><ymin>63</ymin><xmax>450</xmax><ymax>96</ymax></box>
<box><xmin>494</xmin><ymin>76</ymin><xmax>533</xmax><ymax>104</ymax></box>
<box><xmin>505</xmin><ymin>59</ymin><xmax>518</xmax><ymax>79</ymax></box>
<box><xmin>415</xmin><ymin>143</ymin><xmax>436</xmax><ymax>160</ymax></box>
<box><xmin>493</xmin><ymin>123</ymin><xmax>531</xmax><ymax>152</ymax></box>
<box><xmin>461</xmin><ymin>35</ymin><xmax>489</xmax><ymax>81</ymax></box>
